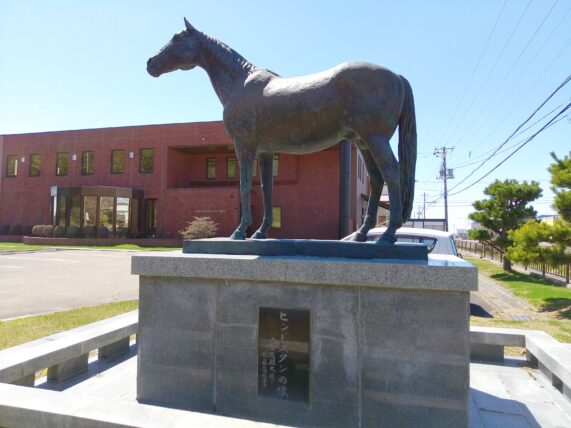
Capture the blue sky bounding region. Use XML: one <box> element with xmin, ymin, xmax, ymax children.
<box><xmin>1</xmin><ymin>0</ymin><xmax>570</xmax><ymax>232</ymax></box>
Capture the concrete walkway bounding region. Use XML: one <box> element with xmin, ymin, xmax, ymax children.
<box><xmin>464</xmin><ymin>252</ymin><xmax>541</xmax><ymax>321</ymax></box>
<box><xmin>1</xmin><ymin>352</ymin><xmax>570</xmax><ymax>427</ymax></box>
<box><xmin>473</xmin><ymin>273</ymin><xmax>539</xmax><ymax>321</ymax></box>
<box><xmin>471</xmin><ymin>359</ymin><xmax>571</xmax><ymax>427</ymax></box>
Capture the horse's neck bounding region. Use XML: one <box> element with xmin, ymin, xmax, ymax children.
<box><xmin>197</xmin><ymin>33</ymin><xmax>256</xmax><ymax>105</ymax></box>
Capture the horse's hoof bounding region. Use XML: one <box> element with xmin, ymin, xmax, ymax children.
<box><xmin>251</xmin><ymin>230</ymin><xmax>267</xmax><ymax>239</ymax></box>
<box><xmin>229</xmin><ymin>231</ymin><xmax>246</xmax><ymax>240</ymax></box>
<box><xmin>350</xmin><ymin>232</ymin><xmax>367</xmax><ymax>242</ymax></box>
<box><xmin>376</xmin><ymin>233</ymin><xmax>396</xmax><ymax>245</ymax></box>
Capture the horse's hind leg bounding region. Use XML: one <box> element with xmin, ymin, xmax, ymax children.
<box><xmin>230</xmin><ymin>139</ymin><xmax>255</xmax><ymax>240</ymax></box>
<box><xmin>350</xmin><ymin>147</ymin><xmax>385</xmax><ymax>242</ymax></box>
<box><xmin>363</xmin><ymin>135</ymin><xmax>402</xmax><ymax>244</ymax></box>
<box><xmin>251</xmin><ymin>153</ymin><xmax>274</xmax><ymax>239</ymax></box>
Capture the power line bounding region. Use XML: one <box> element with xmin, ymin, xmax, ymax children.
<box><xmin>463</xmin><ymin>32</ymin><xmax>571</xmax><ymax>156</ymax></box>
<box><xmin>447</xmin><ymin>71</ymin><xmax>571</xmax><ymax>192</ymax></box>
<box><xmin>448</xmin><ymin>106</ymin><xmax>570</xmax><ymax>197</ymax></box>
<box><xmin>461</xmin><ymin>1</ymin><xmax>571</xmax><ymax>148</ymax></box>
<box><xmin>450</xmin><ymin>100</ymin><xmax>568</xmax><ymax>170</ymax></box>
<box><xmin>442</xmin><ymin>0</ymin><xmax>532</xmax><ymax>148</ymax></box>
<box><xmin>435</xmin><ymin>0</ymin><xmax>507</xmax><ymax>147</ymax></box>
<box><xmin>452</xmin><ymin>0</ymin><xmax>560</xmax><ymax>152</ymax></box>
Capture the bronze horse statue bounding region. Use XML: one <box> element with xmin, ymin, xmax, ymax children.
<box><xmin>147</xmin><ymin>18</ymin><xmax>417</xmax><ymax>243</ymax></box>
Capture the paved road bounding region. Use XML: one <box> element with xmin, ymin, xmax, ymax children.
<box><xmin>1</xmin><ymin>248</ymin><xmax>540</xmax><ymax>322</ymax></box>
<box><xmin>0</xmin><ymin>249</ymin><xmax>171</xmax><ymax>320</ymax></box>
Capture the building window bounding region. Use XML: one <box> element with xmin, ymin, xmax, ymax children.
<box><xmin>116</xmin><ymin>197</ymin><xmax>130</xmax><ymax>233</ymax></box>
<box><xmin>144</xmin><ymin>199</ymin><xmax>157</xmax><ymax>237</ymax></box>
<box><xmin>83</xmin><ymin>196</ymin><xmax>97</xmax><ymax>227</ymax></box>
<box><xmin>272</xmin><ymin>207</ymin><xmax>282</xmax><ymax>228</ymax></box>
<box><xmin>227</xmin><ymin>157</ymin><xmax>237</xmax><ymax>179</ymax></box>
<box><xmin>29</xmin><ymin>154</ymin><xmax>41</xmax><ymax>177</ymax></box>
<box><xmin>140</xmin><ymin>148</ymin><xmax>154</xmax><ymax>173</ymax></box>
<box><xmin>81</xmin><ymin>151</ymin><xmax>94</xmax><ymax>175</ymax></box>
<box><xmin>56</xmin><ymin>153</ymin><xmax>68</xmax><ymax>176</ymax></box>
<box><xmin>70</xmin><ymin>195</ymin><xmax>81</xmax><ymax>227</ymax></box>
<box><xmin>56</xmin><ymin>196</ymin><xmax>67</xmax><ymax>227</ymax></box>
<box><xmin>99</xmin><ymin>196</ymin><xmax>114</xmax><ymax>233</ymax></box>
<box><xmin>111</xmin><ymin>150</ymin><xmax>125</xmax><ymax>174</ymax></box>
<box><xmin>207</xmin><ymin>158</ymin><xmax>216</xmax><ymax>179</ymax></box>
<box><xmin>5</xmin><ymin>155</ymin><xmax>18</xmax><ymax>177</ymax></box>
<box><xmin>273</xmin><ymin>155</ymin><xmax>279</xmax><ymax>177</ymax></box>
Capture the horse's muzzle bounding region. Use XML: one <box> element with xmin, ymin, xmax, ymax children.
<box><xmin>146</xmin><ymin>58</ymin><xmax>160</xmax><ymax>77</ymax></box>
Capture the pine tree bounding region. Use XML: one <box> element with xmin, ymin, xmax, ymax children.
<box><xmin>468</xmin><ymin>179</ymin><xmax>542</xmax><ymax>271</ymax></box>
<box><xmin>549</xmin><ymin>152</ymin><xmax>571</xmax><ymax>221</ymax></box>
<box><xmin>508</xmin><ymin>152</ymin><xmax>571</xmax><ymax>268</ymax></box>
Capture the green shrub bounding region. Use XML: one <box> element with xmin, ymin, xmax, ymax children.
<box><xmin>98</xmin><ymin>226</ymin><xmax>110</xmax><ymax>239</ymax></box>
<box><xmin>53</xmin><ymin>225</ymin><xmax>66</xmax><ymax>238</ymax></box>
<box><xmin>31</xmin><ymin>225</ymin><xmax>51</xmax><ymax>237</ymax></box>
<box><xmin>43</xmin><ymin>225</ymin><xmax>54</xmax><ymax>237</ymax></box>
<box><xmin>9</xmin><ymin>225</ymin><xmax>23</xmax><ymax>235</ymax></box>
<box><xmin>32</xmin><ymin>225</ymin><xmax>54</xmax><ymax>237</ymax></box>
<box><xmin>179</xmin><ymin>217</ymin><xmax>219</xmax><ymax>240</ymax></box>
<box><xmin>129</xmin><ymin>227</ymin><xmax>140</xmax><ymax>239</ymax></box>
<box><xmin>116</xmin><ymin>227</ymin><xmax>128</xmax><ymax>238</ymax></box>
<box><xmin>83</xmin><ymin>225</ymin><xmax>96</xmax><ymax>238</ymax></box>
<box><xmin>66</xmin><ymin>226</ymin><xmax>80</xmax><ymax>238</ymax></box>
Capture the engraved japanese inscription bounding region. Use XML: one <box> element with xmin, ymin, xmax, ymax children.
<box><xmin>258</xmin><ymin>307</ymin><xmax>310</xmax><ymax>403</ymax></box>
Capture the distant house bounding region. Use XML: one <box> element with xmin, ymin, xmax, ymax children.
<box><xmin>404</xmin><ymin>218</ymin><xmax>447</xmax><ymax>231</ymax></box>
<box><xmin>537</xmin><ymin>214</ymin><xmax>560</xmax><ymax>225</ymax></box>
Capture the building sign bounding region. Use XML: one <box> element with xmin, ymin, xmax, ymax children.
<box><xmin>258</xmin><ymin>307</ymin><xmax>310</xmax><ymax>403</ymax></box>
<box><xmin>194</xmin><ymin>209</ymin><xmax>226</xmax><ymax>214</ymax></box>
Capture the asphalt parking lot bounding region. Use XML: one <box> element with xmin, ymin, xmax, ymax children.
<box><xmin>0</xmin><ymin>249</ymin><xmax>171</xmax><ymax>320</ymax></box>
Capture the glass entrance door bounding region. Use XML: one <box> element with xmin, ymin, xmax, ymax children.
<box><xmin>144</xmin><ymin>199</ymin><xmax>157</xmax><ymax>237</ymax></box>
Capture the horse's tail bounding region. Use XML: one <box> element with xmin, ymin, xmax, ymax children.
<box><xmin>398</xmin><ymin>76</ymin><xmax>417</xmax><ymax>222</ymax></box>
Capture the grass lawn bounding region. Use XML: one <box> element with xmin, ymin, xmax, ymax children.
<box><xmin>468</xmin><ymin>256</ymin><xmax>571</xmax><ymax>343</ymax></box>
<box><xmin>0</xmin><ymin>300</ymin><xmax>139</xmax><ymax>351</ymax></box>
<box><xmin>467</xmin><ymin>257</ymin><xmax>571</xmax><ymax>320</ymax></box>
<box><xmin>0</xmin><ymin>242</ymin><xmax>178</xmax><ymax>252</ymax></box>
<box><xmin>470</xmin><ymin>317</ymin><xmax>571</xmax><ymax>344</ymax></box>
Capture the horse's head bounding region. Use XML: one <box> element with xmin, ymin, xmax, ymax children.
<box><xmin>147</xmin><ymin>18</ymin><xmax>201</xmax><ymax>78</ymax></box>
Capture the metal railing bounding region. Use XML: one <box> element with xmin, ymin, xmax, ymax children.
<box><xmin>455</xmin><ymin>239</ymin><xmax>570</xmax><ymax>284</ymax></box>
<box><xmin>456</xmin><ymin>239</ymin><xmax>504</xmax><ymax>263</ymax></box>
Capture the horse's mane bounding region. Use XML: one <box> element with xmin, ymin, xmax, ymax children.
<box><xmin>199</xmin><ymin>31</ymin><xmax>258</xmax><ymax>77</ymax></box>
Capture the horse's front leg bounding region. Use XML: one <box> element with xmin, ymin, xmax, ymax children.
<box><xmin>251</xmin><ymin>153</ymin><xmax>274</xmax><ymax>239</ymax></box>
<box><xmin>230</xmin><ymin>140</ymin><xmax>255</xmax><ymax>240</ymax></box>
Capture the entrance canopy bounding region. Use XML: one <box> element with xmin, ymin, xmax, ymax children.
<box><xmin>50</xmin><ymin>186</ymin><xmax>144</xmax><ymax>238</ymax></box>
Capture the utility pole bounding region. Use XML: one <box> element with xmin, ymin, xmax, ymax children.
<box><xmin>434</xmin><ymin>147</ymin><xmax>454</xmax><ymax>232</ymax></box>
<box><xmin>423</xmin><ymin>193</ymin><xmax>426</xmax><ymax>219</ymax></box>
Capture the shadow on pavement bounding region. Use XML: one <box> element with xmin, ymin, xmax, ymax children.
<box><xmin>470</xmin><ymin>303</ymin><xmax>493</xmax><ymax>318</ymax></box>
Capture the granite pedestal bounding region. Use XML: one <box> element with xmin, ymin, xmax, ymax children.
<box><xmin>132</xmin><ymin>252</ymin><xmax>477</xmax><ymax>428</ymax></box>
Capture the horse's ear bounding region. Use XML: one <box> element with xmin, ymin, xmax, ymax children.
<box><xmin>184</xmin><ymin>17</ymin><xmax>195</xmax><ymax>33</ymax></box>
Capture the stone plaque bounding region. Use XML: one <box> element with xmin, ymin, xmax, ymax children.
<box><xmin>258</xmin><ymin>307</ymin><xmax>310</xmax><ymax>403</ymax></box>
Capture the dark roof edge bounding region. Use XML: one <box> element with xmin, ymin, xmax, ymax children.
<box><xmin>0</xmin><ymin>120</ymin><xmax>223</xmax><ymax>137</ymax></box>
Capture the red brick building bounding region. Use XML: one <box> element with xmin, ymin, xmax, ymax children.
<box><xmin>0</xmin><ymin>121</ymin><xmax>387</xmax><ymax>240</ymax></box>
